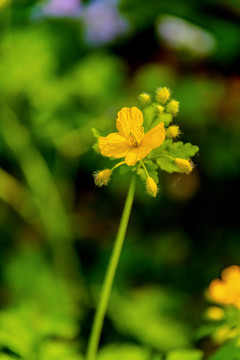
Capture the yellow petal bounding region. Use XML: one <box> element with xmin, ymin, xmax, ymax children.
<box><xmin>99</xmin><ymin>133</ymin><xmax>131</xmax><ymax>159</ymax></box>
<box><xmin>116</xmin><ymin>107</ymin><xmax>144</xmax><ymax>141</ymax></box>
<box><xmin>141</xmin><ymin>122</ymin><xmax>165</xmax><ymax>149</ymax></box>
<box><xmin>222</xmin><ymin>265</ymin><xmax>240</xmax><ymax>285</ymax></box>
<box><xmin>209</xmin><ymin>279</ymin><xmax>228</xmax><ymax>304</ymax></box>
<box><xmin>125</xmin><ymin>145</ymin><xmax>151</xmax><ymax>166</ymax></box>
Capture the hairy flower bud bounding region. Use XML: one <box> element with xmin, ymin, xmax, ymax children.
<box><xmin>156</xmin><ymin>105</ymin><xmax>164</xmax><ymax>114</ymax></box>
<box><xmin>146</xmin><ymin>177</ymin><xmax>158</xmax><ymax>197</ymax></box>
<box><xmin>174</xmin><ymin>158</ymin><xmax>192</xmax><ymax>174</ymax></box>
<box><xmin>94</xmin><ymin>169</ymin><xmax>112</xmax><ymax>187</ymax></box>
<box><xmin>139</xmin><ymin>93</ymin><xmax>151</xmax><ymax>104</ymax></box>
<box><xmin>166</xmin><ymin>100</ymin><xmax>179</xmax><ymax>116</ymax></box>
<box><xmin>156</xmin><ymin>87</ymin><xmax>170</xmax><ymax>104</ymax></box>
<box><xmin>166</xmin><ymin>125</ymin><xmax>179</xmax><ymax>139</ymax></box>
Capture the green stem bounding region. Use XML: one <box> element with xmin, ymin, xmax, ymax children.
<box><xmin>149</xmin><ymin>154</ymin><xmax>174</xmax><ymax>160</ymax></box>
<box><xmin>140</xmin><ymin>160</ymin><xmax>149</xmax><ymax>178</ymax></box>
<box><xmin>86</xmin><ymin>174</ymin><xmax>136</xmax><ymax>360</ymax></box>
<box><xmin>111</xmin><ymin>161</ymin><xmax>125</xmax><ymax>171</ymax></box>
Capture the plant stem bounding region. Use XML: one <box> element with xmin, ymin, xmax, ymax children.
<box><xmin>86</xmin><ymin>174</ymin><xmax>136</xmax><ymax>360</ymax></box>
<box><xmin>140</xmin><ymin>160</ymin><xmax>149</xmax><ymax>177</ymax></box>
<box><xmin>111</xmin><ymin>161</ymin><xmax>126</xmax><ymax>171</ymax></box>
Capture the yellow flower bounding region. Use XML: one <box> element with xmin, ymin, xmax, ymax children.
<box><xmin>209</xmin><ymin>265</ymin><xmax>240</xmax><ymax>309</ymax></box>
<box><xmin>99</xmin><ymin>107</ymin><xmax>165</xmax><ymax>166</ymax></box>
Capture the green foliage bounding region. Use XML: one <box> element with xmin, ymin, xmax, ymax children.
<box><xmin>166</xmin><ymin>349</ymin><xmax>204</xmax><ymax>360</ymax></box>
<box><xmin>39</xmin><ymin>341</ymin><xmax>83</xmax><ymax>360</ymax></box>
<box><xmin>0</xmin><ymin>247</ymin><xmax>84</xmax><ymax>360</ymax></box>
<box><xmin>209</xmin><ymin>341</ymin><xmax>240</xmax><ymax>360</ymax></box>
<box><xmin>108</xmin><ymin>287</ymin><xmax>190</xmax><ymax>351</ymax></box>
<box><xmin>157</xmin><ymin>113</ymin><xmax>173</xmax><ymax>127</ymax></box>
<box><xmin>98</xmin><ymin>344</ymin><xmax>151</xmax><ymax>360</ymax></box>
<box><xmin>0</xmin><ymin>355</ymin><xmax>15</xmax><ymax>360</ymax></box>
<box><xmin>142</xmin><ymin>104</ymin><xmax>157</xmax><ymax>130</ymax></box>
<box><xmin>150</xmin><ymin>140</ymin><xmax>199</xmax><ymax>174</ymax></box>
<box><xmin>137</xmin><ymin>160</ymin><xmax>159</xmax><ymax>184</ymax></box>
<box><xmin>135</xmin><ymin>65</ymin><xmax>176</xmax><ymax>94</ymax></box>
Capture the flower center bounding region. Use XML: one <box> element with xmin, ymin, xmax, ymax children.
<box><xmin>128</xmin><ymin>127</ymin><xmax>144</xmax><ymax>147</ymax></box>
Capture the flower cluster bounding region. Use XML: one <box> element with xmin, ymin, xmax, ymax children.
<box><xmin>93</xmin><ymin>87</ymin><xmax>199</xmax><ymax>197</ymax></box>
<box><xmin>209</xmin><ymin>265</ymin><xmax>240</xmax><ymax>309</ymax></box>
<box><xmin>204</xmin><ymin>265</ymin><xmax>240</xmax><ymax>346</ymax></box>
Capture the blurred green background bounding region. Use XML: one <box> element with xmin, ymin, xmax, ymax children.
<box><xmin>0</xmin><ymin>0</ymin><xmax>240</xmax><ymax>359</ymax></box>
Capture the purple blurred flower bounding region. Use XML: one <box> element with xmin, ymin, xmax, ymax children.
<box><xmin>37</xmin><ymin>0</ymin><xmax>82</xmax><ymax>18</ymax></box>
<box><xmin>83</xmin><ymin>0</ymin><xmax>129</xmax><ymax>45</ymax></box>
<box><xmin>31</xmin><ymin>0</ymin><xmax>129</xmax><ymax>46</ymax></box>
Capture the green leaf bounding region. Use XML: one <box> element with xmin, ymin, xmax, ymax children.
<box><xmin>194</xmin><ymin>324</ymin><xmax>221</xmax><ymax>341</ymax></box>
<box><xmin>166</xmin><ymin>349</ymin><xmax>204</xmax><ymax>360</ymax></box>
<box><xmin>157</xmin><ymin>113</ymin><xmax>173</xmax><ymax>127</ymax></box>
<box><xmin>137</xmin><ymin>160</ymin><xmax>159</xmax><ymax>184</ymax></box>
<box><xmin>148</xmin><ymin>113</ymin><xmax>173</xmax><ymax>131</ymax></box>
<box><xmin>156</xmin><ymin>156</ymin><xmax>178</xmax><ymax>174</ymax></box>
<box><xmin>209</xmin><ymin>341</ymin><xmax>240</xmax><ymax>360</ymax></box>
<box><xmin>98</xmin><ymin>344</ymin><xmax>151</xmax><ymax>360</ymax></box>
<box><xmin>108</xmin><ymin>288</ymin><xmax>190</xmax><ymax>351</ymax></box>
<box><xmin>92</xmin><ymin>141</ymin><xmax>100</xmax><ymax>153</ymax></box>
<box><xmin>92</xmin><ymin>128</ymin><xmax>101</xmax><ymax>139</ymax></box>
<box><xmin>39</xmin><ymin>341</ymin><xmax>82</xmax><ymax>360</ymax></box>
<box><xmin>150</xmin><ymin>139</ymin><xmax>199</xmax><ymax>174</ymax></box>
<box><xmin>152</xmin><ymin>355</ymin><xmax>164</xmax><ymax>360</ymax></box>
<box><xmin>119</xmin><ymin>164</ymin><xmax>132</xmax><ymax>175</ymax></box>
<box><xmin>0</xmin><ymin>355</ymin><xmax>17</xmax><ymax>360</ymax></box>
<box><xmin>142</xmin><ymin>105</ymin><xmax>157</xmax><ymax>130</ymax></box>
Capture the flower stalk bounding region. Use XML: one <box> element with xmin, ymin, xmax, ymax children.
<box><xmin>86</xmin><ymin>174</ymin><xmax>136</xmax><ymax>360</ymax></box>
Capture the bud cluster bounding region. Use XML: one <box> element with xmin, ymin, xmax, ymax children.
<box><xmin>139</xmin><ymin>86</ymin><xmax>179</xmax><ymax>117</ymax></box>
<box><xmin>93</xmin><ymin>86</ymin><xmax>198</xmax><ymax>197</ymax></box>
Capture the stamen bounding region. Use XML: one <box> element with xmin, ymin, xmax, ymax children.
<box><xmin>128</xmin><ymin>127</ymin><xmax>144</xmax><ymax>147</ymax></box>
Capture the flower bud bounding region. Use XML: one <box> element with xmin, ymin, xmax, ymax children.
<box><xmin>94</xmin><ymin>169</ymin><xmax>112</xmax><ymax>187</ymax></box>
<box><xmin>213</xmin><ymin>325</ymin><xmax>231</xmax><ymax>344</ymax></box>
<box><xmin>174</xmin><ymin>158</ymin><xmax>192</xmax><ymax>174</ymax></box>
<box><xmin>156</xmin><ymin>87</ymin><xmax>170</xmax><ymax>104</ymax></box>
<box><xmin>156</xmin><ymin>105</ymin><xmax>164</xmax><ymax>114</ymax></box>
<box><xmin>205</xmin><ymin>306</ymin><xmax>224</xmax><ymax>321</ymax></box>
<box><xmin>139</xmin><ymin>93</ymin><xmax>151</xmax><ymax>104</ymax></box>
<box><xmin>166</xmin><ymin>125</ymin><xmax>179</xmax><ymax>139</ymax></box>
<box><xmin>166</xmin><ymin>100</ymin><xmax>179</xmax><ymax>116</ymax></box>
<box><xmin>146</xmin><ymin>177</ymin><xmax>158</xmax><ymax>197</ymax></box>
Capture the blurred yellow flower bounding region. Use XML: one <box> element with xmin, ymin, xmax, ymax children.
<box><xmin>209</xmin><ymin>265</ymin><xmax>240</xmax><ymax>309</ymax></box>
<box><xmin>99</xmin><ymin>107</ymin><xmax>165</xmax><ymax>166</ymax></box>
<box><xmin>205</xmin><ymin>306</ymin><xmax>224</xmax><ymax>321</ymax></box>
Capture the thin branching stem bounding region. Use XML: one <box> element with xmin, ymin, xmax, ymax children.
<box><xmin>86</xmin><ymin>174</ymin><xmax>136</xmax><ymax>360</ymax></box>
